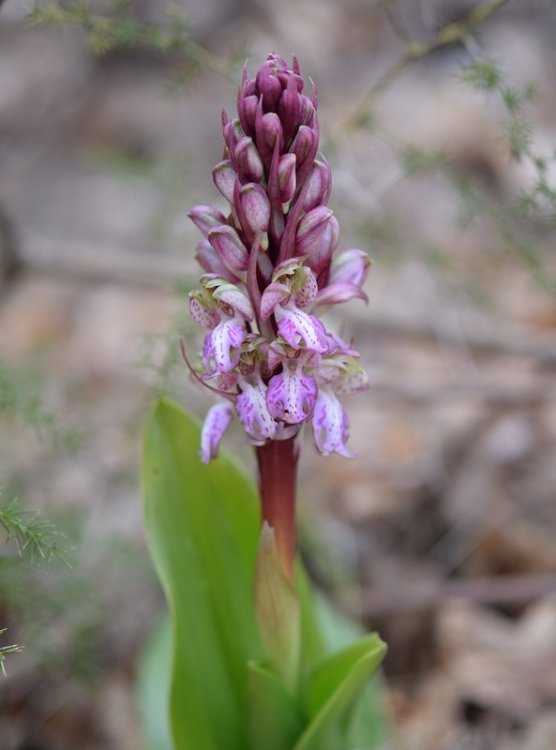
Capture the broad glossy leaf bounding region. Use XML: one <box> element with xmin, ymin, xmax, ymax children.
<box><xmin>142</xmin><ymin>398</ymin><xmax>263</xmax><ymax>750</ymax></box>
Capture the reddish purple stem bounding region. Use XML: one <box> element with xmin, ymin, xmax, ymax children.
<box><xmin>256</xmin><ymin>437</ymin><xmax>298</xmax><ymax>582</ymax></box>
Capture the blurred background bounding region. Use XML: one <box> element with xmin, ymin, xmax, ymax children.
<box><xmin>1</xmin><ymin>0</ymin><xmax>556</xmax><ymax>748</ymax></box>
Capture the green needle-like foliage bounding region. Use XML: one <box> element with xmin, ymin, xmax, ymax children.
<box><xmin>0</xmin><ymin>628</ymin><xmax>24</xmax><ymax>676</ymax></box>
<box><xmin>0</xmin><ymin>494</ymin><xmax>68</xmax><ymax>564</ymax></box>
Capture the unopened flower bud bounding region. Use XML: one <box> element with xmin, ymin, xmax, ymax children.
<box><xmin>212</xmin><ymin>160</ymin><xmax>236</xmax><ymax>203</ymax></box>
<box><xmin>295</xmin><ymin>206</ymin><xmax>333</xmax><ymax>256</ymax></box>
<box><xmin>278</xmin><ymin>76</ymin><xmax>301</xmax><ymax>143</ymax></box>
<box><xmin>223</xmin><ymin>118</ymin><xmax>244</xmax><ymax>155</ymax></box>
<box><xmin>261</xmin><ymin>112</ymin><xmax>283</xmax><ymax>151</ymax></box>
<box><xmin>208</xmin><ymin>225</ymin><xmax>249</xmax><ymax>272</ymax></box>
<box><xmin>278</xmin><ymin>154</ymin><xmax>296</xmax><ymax>211</ymax></box>
<box><xmin>188</xmin><ymin>205</ymin><xmax>227</xmax><ymax>236</ymax></box>
<box><xmin>301</xmin><ymin>159</ymin><xmax>331</xmax><ymax>212</ymax></box>
<box><xmin>239</xmin><ymin>183</ymin><xmax>271</xmax><ymax>244</ymax></box>
<box><xmin>290</xmin><ymin>125</ymin><xmax>314</xmax><ymax>165</ymax></box>
<box><xmin>299</xmin><ymin>95</ymin><xmax>315</xmax><ymax>126</ymax></box>
<box><xmin>258</xmin><ymin>70</ymin><xmax>282</xmax><ymax>111</ymax></box>
<box><xmin>195</xmin><ymin>239</ymin><xmax>236</xmax><ymax>280</ymax></box>
<box><xmin>330</xmin><ymin>249</ymin><xmax>371</xmax><ymax>288</ymax></box>
<box><xmin>307</xmin><ymin>215</ymin><xmax>339</xmax><ymax>275</ymax></box>
<box><xmin>235</xmin><ymin>136</ymin><xmax>264</xmax><ymax>182</ymax></box>
<box><xmin>238</xmin><ymin>94</ymin><xmax>258</xmax><ymax>135</ymax></box>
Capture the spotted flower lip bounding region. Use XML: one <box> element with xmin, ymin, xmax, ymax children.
<box><xmin>267</xmin><ymin>361</ymin><xmax>318</xmax><ymax>424</ymax></box>
<box><xmin>185</xmin><ymin>53</ymin><xmax>372</xmax><ymax>459</ymax></box>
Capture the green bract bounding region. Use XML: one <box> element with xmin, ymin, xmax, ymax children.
<box><xmin>140</xmin><ymin>399</ymin><xmax>387</xmax><ymax>750</ymax></box>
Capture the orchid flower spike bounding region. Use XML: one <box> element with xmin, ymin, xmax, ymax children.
<box><xmin>186</xmin><ymin>53</ymin><xmax>371</xmax><ymax>465</ymax></box>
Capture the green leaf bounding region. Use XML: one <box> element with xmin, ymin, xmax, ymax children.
<box><xmin>247</xmin><ymin>661</ymin><xmax>304</xmax><ymax>750</ymax></box>
<box><xmin>136</xmin><ymin>616</ymin><xmax>173</xmax><ymax>750</ymax></box>
<box><xmin>141</xmin><ymin>398</ymin><xmax>389</xmax><ymax>750</ymax></box>
<box><xmin>298</xmin><ymin>583</ymin><xmax>389</xmax><ymax>749</ymax></box>
<box><xmin>142</xmin><ymin>398</ymin><xmax>263</xmax><ymax>750</ymax></box>
<box><xmin>294</xmin><ymin>634</ymin><xmax>387</xmax><ymax>750</ymax></box>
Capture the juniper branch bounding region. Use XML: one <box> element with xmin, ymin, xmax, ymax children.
<box><xmin>0</xmin><ymin>361</ymin><xmax>79</xmax><ymax>449</ymax></box>
<box><xmin>0</xmin><ymin>495</ymin><xmax>69</xmax><ymax>564</ymax></box>
<box><xmin>346</xmin><ymin>0</ymin><xmax>513</xmax><ymax>128</ymax></box>
<box><xmin>0</xmin><ymin>629</ymin><xmax>23</xmax><ymax>677</ymax></box>
<box><xmin>28</xmin><ymin>1</ymin><xmax>236</xmax><ymax>81</ymax></box>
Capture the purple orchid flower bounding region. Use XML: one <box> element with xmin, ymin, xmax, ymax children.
<box><xmin>183</xmin><ymin>53</ymin><xmax>371</xmax><ymax>581</ymax></box>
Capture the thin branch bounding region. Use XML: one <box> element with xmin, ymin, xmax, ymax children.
<box><xmin>28</xmin><ymin>2</ymin><xmax>237</xmax><ymax>82</ymax></box>
<box><xmin>0</xmin><ymin>629</ymin><xmax>23</xmax><ymax>677</ymax></box>
<box><xmin>17</xmin><ymin>228</ymin><xmax>556</xmax><ymax>364</ymax></box>
<box><xmin>346</xmin><ymin>0</ymin><xmax>513</xmax><ymax>128</ymax></box>
<box><xmin>356</xmin><ymin>572</ymin><xmax>556</xmax><ymax>618</ymax></box>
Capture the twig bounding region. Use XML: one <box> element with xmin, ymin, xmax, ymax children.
<box><xmin>370</xmin><ymin>378</ymin><xmax>553</xmax><ymax>407</ymax></box>
<box><xmin>0</xmin><ymin>629</ymin><xmax>23</xmax><ymax>677</ymax></box>
<box><xmin>356</xmin><ymin>572</ymin><xmax>556</xmax><ymax>618</ymax></box>
<box><xmin>16</xmin><ymin>228</ymin><xmax>556</xmax><ymax>364</ymax></box>
<box><xmin>348</xmin><ymin>308</ymin><xmax>556</xmax><ymax>364</ymax></box>
<box><xmin>345</xmin><ymin>0</ymin><xmax>513</xmax><ymax>128</ymax></box>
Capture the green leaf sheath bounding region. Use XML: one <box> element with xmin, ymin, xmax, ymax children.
<box><xmin>142</xmin><ymin>399</ymin><xmax>262</xmax><ymax>750</ymax></box>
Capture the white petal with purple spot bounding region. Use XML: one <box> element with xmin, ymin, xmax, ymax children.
<box><xmin>200</xmin><ymin>401</ymin><xmax>234</xmax><ymax>463</ymax></box>
<box><xmin>236</xmin><ymin>378</ymin><xmax>277</xmax><ymax>442</ymax></box>
<box><xmin>275</xmin><ymin>303</ymin><xmax>328</xmax><ymax>352</ymax></box>
<box><xmin>267</xmin><ymin>362</ymin><xmax>317</xmax><ymax>424</ymax></box>
<box><xmin>312</xmin><ymin>389</ymin><xmax>354</xmax><ymax>457</ymax></box>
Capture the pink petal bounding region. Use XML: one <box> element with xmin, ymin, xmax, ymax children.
<box><xmin>202</xmin><ymin>317</ymin><xmax>245</xmax><ymax>373</ymax></box>
<box><xmin>205</xmin><ymin>278</ymin><xmax>254</xmax><ymax>320</ymax></box>
<box><xmin>329</xmin><ymin>249</ymin><xmax>371</xmax><ymax>287</ymax></box>
<box><xmin>188</xmin><ymin>292</ymin><xmax>220</xmax><ymax>329</ymax></box>
<box><xmin>292</xmin><ymin>267</ymin><xmax>318</xmax><ymax>308</ymax></box>
<box><xmin>275</xmin><ymin>303</ymin><xmax>329</xmax><ymax>352</ymax></box>
<box><xmin>260</xmin><ymin>283</ymin><xmax>291</xmax><ymax>321</ymax></box>
<box><xmin>314</xmin><ymin>282</ymin><xmax>368</xmax><ymax>308</ymax></box>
